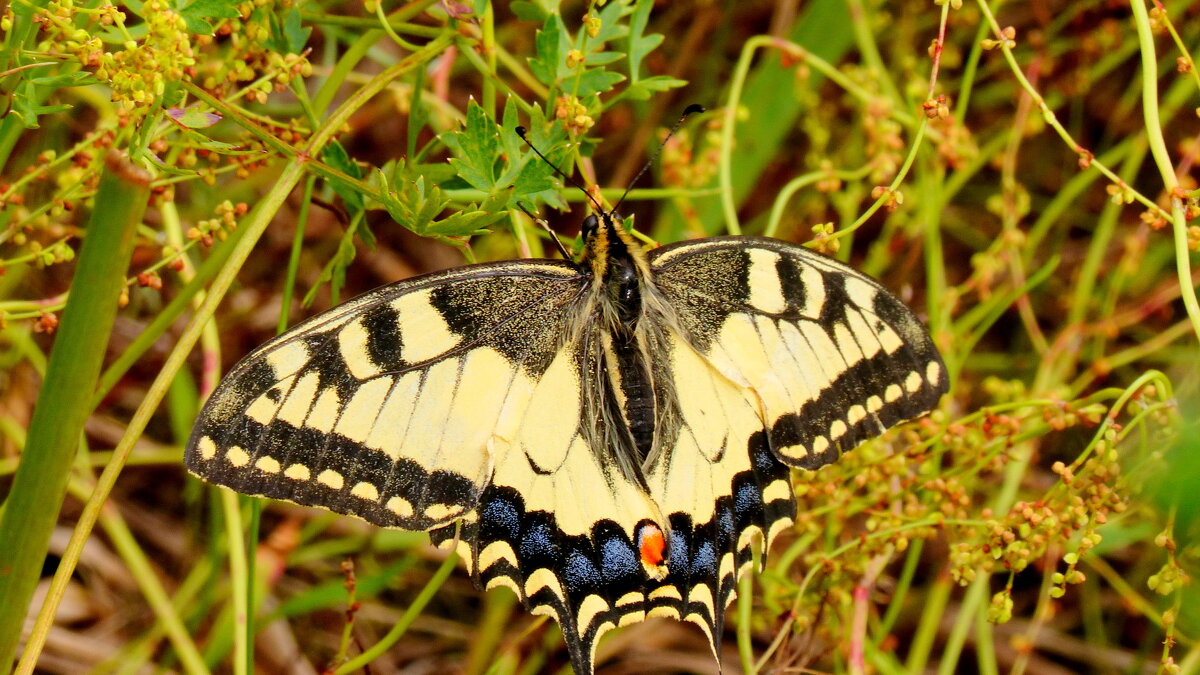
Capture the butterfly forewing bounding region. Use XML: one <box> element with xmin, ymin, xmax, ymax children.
<box><xmin>648</xmin><ymin>236</ymin><xmax>948</xmax><ymax>469</ymax></box>
<box><xmin>186</xmin><ymin>261</ymin><xmax>592</xmax><ymax>531</ymax></box>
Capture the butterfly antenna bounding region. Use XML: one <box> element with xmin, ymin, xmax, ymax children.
<box><xmin>611</xmin><ymin>103</ymin><xmax>705</xmax><ymax>215</ymax></box>
<box><xmin>515</xmin><ymin>126</ymin><xmax>606</xmax><ymax>215</ymax></box>
<box><xmin>516</xmin><ymin>202</ymin><xmax>573</xmax><ymax>260</ymax></box>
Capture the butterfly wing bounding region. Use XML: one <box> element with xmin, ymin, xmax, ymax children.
<box><xmin>187</xmin><ymin>260</ymin><xmax>597</xmax><ymax>530</ymax></box>
<box><xmin>636</xmin><ymin>235</ymin><xmax>948</xmax><ymax>652</ymax></box>
<box><xmin>649</xmin><ymin>235</ymin><xmax>948</xmax><ymax>468</ymax></box>
<box><xmin>428</xmin><ymin>326</ymin><xmax>672</xmax><ymax>674</ymax></box>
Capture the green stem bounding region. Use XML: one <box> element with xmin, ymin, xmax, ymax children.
<box><xmin>1129</xmin><ymin>0</ymin><xmax>1200</xmax><ymax>347</ymax></box>
<box><xmin>334</xmin><ymin>554</ymin><xmax>458</xmax><ymax>673</ymax></box>
<box><xmin>0</xmin><ymin>151</ymin><xmax>150</xmax><ymax>668</ymax></box>
<box><xmin>737</xmin><ymin>569</ymin><xmax>756</xmax><ymax>674</ymax></box>
<box><xmin>222</xmin><ymin>490</ymin><xmax>249</xmax><ymax>675</ymax></box>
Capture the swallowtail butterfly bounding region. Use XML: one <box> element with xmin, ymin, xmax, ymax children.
<box><xmin>187</xmin><ymin>128</ymin><xmax>948</xmax><ymax>673</ymax></box>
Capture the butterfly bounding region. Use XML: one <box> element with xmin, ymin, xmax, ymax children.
<box><xmin>186</xmin><ymin>134</ymin><xmax>947</xmax><ymax>674</ymax></box>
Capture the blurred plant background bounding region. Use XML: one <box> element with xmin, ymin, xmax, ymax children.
<box><xmin>1</xmin><ymin>0</ymin><xmax>1199</xmax><ymax>673</ymax></box>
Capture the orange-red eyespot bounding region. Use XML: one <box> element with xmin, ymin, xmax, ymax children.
<box><xmin>637</xmin><ymin>522</ymin><xmax>668</xmax><ymax>580</ymax></box>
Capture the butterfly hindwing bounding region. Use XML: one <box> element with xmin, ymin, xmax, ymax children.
<box><xmin>186</xmin><ymin>261</ymin><xmax>592</xmax><ymax>531</ymax></box>
<box><xmin>430</xmin><ymin>331</ymin><xmax>670</xmax><ymax>673</ymax></box>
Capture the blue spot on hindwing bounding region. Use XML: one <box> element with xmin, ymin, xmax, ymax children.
<box><xmin>599</xmin><ymin>535</ymin><xmax>639</xmax><ymax>583</ymax></box>
<box><xmin>520</xmin><ymin>522</ymin><xmax>558</xmax><ymax>561</ymax></box>
<box><xmin>564</xmin><ymin>550</ymin><xmax>601</xmax><ymax>591</ymax></box>
<box><xmin>481</xmin><ymin>497</ymin><xmax>521</xmax><ymax>539</ymax></box>
<box><xmin>735</xmin><ymin>482</ymin><xmax>763</xmax><ymax>518</ymax></box>
<box><xmin>692</xmin><ymin>540</ymin><xmax>717</xmax><ymax>576</ymax></box>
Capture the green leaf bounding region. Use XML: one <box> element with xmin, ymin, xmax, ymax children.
<box><xmin>320</xmin><ymin>141</ymin><xmax>365</xmax><ymax>211</ymax></box>
<box><xmin>179</xmin><ymin>0</ymin><xmax>239</xmax><ymax>35</ymax></box>
<box><xmin>377</xmin><ymin>173</ymin><xmax>449</xmax><ymax>235</ymax></box>
<box><xmin>407</xmin><ymin>66</ymin><xmax>427</xmax><ymax>158</ymax></box>
<box><xmin>9</xmin><ymin>81</ymin><xmax>71</xmax><ymax>128</ymax></box>
<box><xmin>280</xmin><ymin>7</ymin><xmax>311</xmax><ymax>54</ymax></box>
<box><xmin>472</xmin><ymin>0</ymin><xmax>489</xmax><ymax>16</ymax></box>
<box><xmin>625</xmin><ymin>75</ymin><xmax>686</xmax><ymax>101</ymax></box>
<box><xmin>442</xmin><ymin>100</ymin><xmax>500</xmax><ymax>192</ymax></box>
<box><xmin>303</xmin><ymin>222</ymin><xmax>359</xmax><ymax>307</ymax></box>
<box><xmin>627</xmin><ymin>0</ymin><xmax>660</xmax><ymax>84</ymax></box>
<box><xmin>584</xmin><ymin>51</ymin><xmax>624</xmax><ymax>67</ymax></box>
<box><xmin>424</xmin><ymin>208</ymin><xmax>504</xmax><ymax>237</ymax></box>
<box><xmin>528</xmin><ymin>15</ymin><xmax>562</xmax><ymax>87</ymax></box>
<box><xmin>167</xmin><ymin>107</ymin><xmax>222</xmax><ymax>129</ymax></box>
<box><xmin>510</xmin><ymin>1</ymin><xmax>546</xmax><ymax>22</ymax></box>
<box><xmin>30</xmin><ymin>71</ymin><xmax>101</xmax><ymax>88</ymax></box>
<box><xmin>574</xmin><ymin>69</ymin><xmax>625</xmax><ymax>97</ymax></box>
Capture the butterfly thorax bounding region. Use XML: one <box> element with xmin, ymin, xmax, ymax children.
<box><xmin>579</xmin><ymin>211</ymin><xmax>672</xmax><ymax>580</ymax></box>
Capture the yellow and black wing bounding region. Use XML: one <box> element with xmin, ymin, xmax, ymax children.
<box><xmin>610</xmin><ymin>235</ymin><xmax>950</xmax><ymax>658</ymax></box>
<box><xmin>186</xmin><ymin>260</ymin><xmax>601</xmax><ymax>530</ymax></box>
<box><xmin>648</xmin><ymin>235</ymin><xmax>947</xmax><ymax>468</ymax></box>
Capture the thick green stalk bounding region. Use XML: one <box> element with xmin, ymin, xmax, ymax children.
<box><xmin>0</xmin><ymin>151</ymin><xmax>150</xmax><ymax>668</ymax></box>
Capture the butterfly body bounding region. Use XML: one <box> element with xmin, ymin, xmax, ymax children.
<box><xmin>187</xmin><ymin>214</ymin><xmax>947</xmax><ymax>674</ymax></box>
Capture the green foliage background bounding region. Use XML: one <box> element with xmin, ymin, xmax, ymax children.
<box><xmin>0</xmin><ymin>0</ymin><xmax>1198</xmax><ymax>673</ymax></box>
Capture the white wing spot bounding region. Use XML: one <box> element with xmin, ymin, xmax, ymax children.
<box><xmin>780</xmin><ymin>444</ymin><xmax>808</xmax><ymax>459</ymax></box>
<box><xmin>876</xmin><ymin>322</ymin><xmax>904</xmax><ymax>353</ymax></box>
<box><xmin>333</xmin><ymin>377</ymin><xmax>393</xmax><ymax>444</ymax></box>
<box><xmin>649</xmin><ymin>585</ymin><xmax>682</xmax><ymax>601</ymax></box>
<box><xmin>618</xmin><ymin>609</ymin><xmax>646</xmax><ymax>627</ymax></box>
<box><xmin>198</xmin><ymin>436</ymin><xmax>217</xmax><ymax>460</ymax></box>
<box><xmin>767</xmin><ymin>516</ymin><xmax>795</xmax><ymax>547</ymax></box>
<box><xmin>829</xmin><ymin>419</ymin><xmax>848</xmax><ymax>440</ymax></box>
<box><xmin>277</xmin><ymin>372</ymin><xmax>319</xmax><ymax>427</ymax></box>
<box><xmin>246</xmin><ymin>386</ymin><xmax>284</xmax><ymax>425</ymax></box>
<box><xmin>813</xmin><ymin>436</ymin><xmax>830</xmax><ymax>455</ymax></box>
<box><xmin>866</xmin><ymin>395</ymin><xmax>884</xmax><ymax>413</ymax></box>
<box><xmin>616</xmin><ymin>592</ymin><xmax>643</xmax><ymax>607</ymax></box>
<box><xmin>478</xmin><ymin>541</ymin><xmax>518</xmax><ymax>571</ymax></box>
<box><xmin>885</xmin><ymin>383</ymin><xmax>903</xmax><ymax>402</ymax></box>
<box><xmin>350</xmin><ymin>481</ymin><xmax>379</xmax><ymax>501</ymax></box>
<box><xmin>226</xmin><ymin>446</ymin><xmax>249</xmax><ymax>467</ymax></box>
<box><xmin>424</xmin><ymin>503</ymin><xmax>463</xmax><ymax>521</ymax></box>
<box><xmin>844</xmin><ymin>277</ymin><xmax>878</xmax><ymax>309</ymax></box>
<box><xmin>317</xmin><ymin>469</ymin><xmax>344</xmax><ymax>490</ymax></box>
<box><xmin>905</xmin><ymin>370</ymin><xmax>923</xmax><ymax>393</ymax></box>
<box><xmin>746</xmin><ymin>249</ymin><xmax>787</xmax><ymax>313</ymax></box>
<box><xmin>525</xmin><ymin>568</ymin><xmax>565</xmax><ymax>600</ymax></box>
<box><xmin>387</xmin><ymin>496</ymin><xmax>413</xmax><ymax>518</ymax></box>
<box><xmin>284</xmin><ymin>463</ymin><xmax>310</xmax><ymax>481</ymax></box>
<box><xmin>686</xmin><ymin>585</ymin><xmax>716</xmax><ymax>625</ymax></box>
<box><xmin>847</xmin><ymin>404</ymin><xmax>867</xmax><ymax>425</ymax></box>
<box><xmin>833</xmin><ymin>322</ymin><xmax>865</xmax><ymax>367</ymax></box>
<box><xmin>926</xmin><ymin>360</ymin><xmax>942</xmax><ymax>386</ymax></box>
<box><xmin>254</xmin><ymin>456</ymin><xmax>281</xmax><ymax>473</ymax></box>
